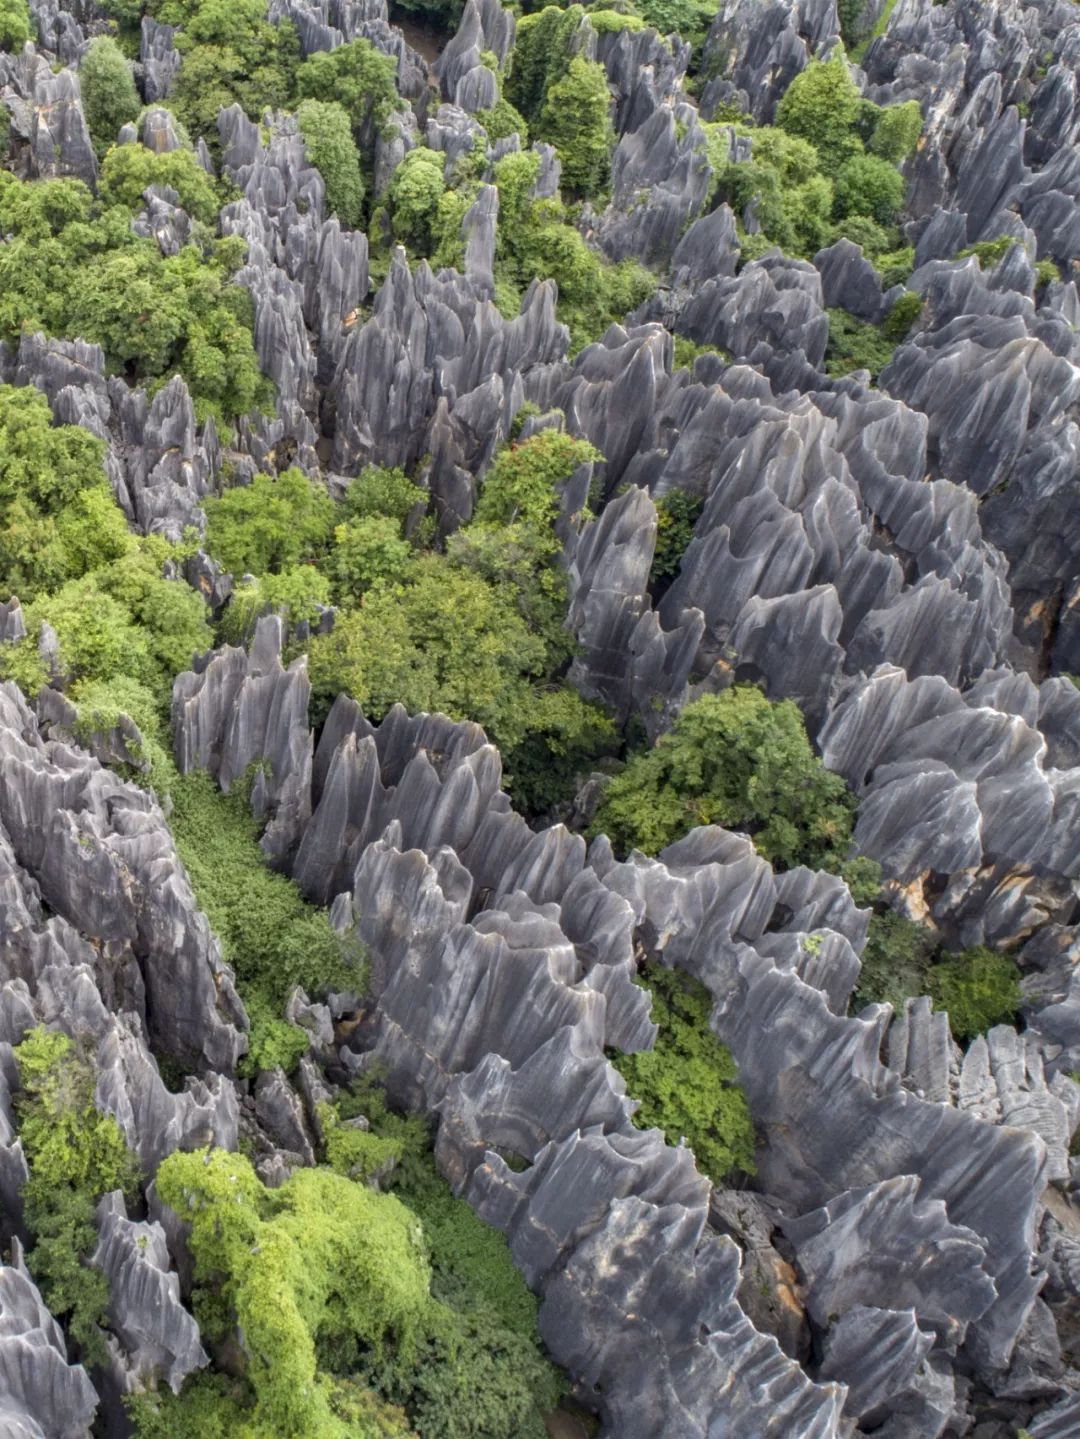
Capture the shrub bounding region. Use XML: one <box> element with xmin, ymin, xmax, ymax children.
<box><xmin>591</xmin><ymin>686</ymin><xmax>865</xmax><ymax>877</ymax></box>
<box><xmin>853</xmin><ymin>910</ymin><xmax>938</xmax><ymax>1011</ymax></box>
<box><xmin>14</xmin><ymin>1027</ymin><xmax>139</xmax><ymax>1365</ymax></box>
<box><xmin>204</xmin><ymin>469</ymin><xmax>336</xmax><ymax>576</ymax></box>
<box><xmin>294</xmin><ymin>38</ymin><xmax>400</xmax><ymax>136</ymax></box>
<box><xmin>825</xmin><ymin>306</ymin><xmax>896</xmax><ymax>378</ymax></box>
<box><xmin>538</xmin><ymin>56</ymin><xmax>613</xmax><ymax>198</ymax></box>
<box><xmin>328</xmin><ymin>517</ymin><xmax>413</xmax><ymax>605</ymax></box>
<box><xmin>219</xmin><ymin>564</ymin><xmax>331</xmax><ymax>645</ymax></box>
<box><xmin>927</xmin><ymin>947</ymin><xmax>1022</xmax><ymax>1042</ymax></box>
<box><xmin>868</xmin><ymin>99</ymin><xmax>922</xmax><ymax>163</ymax></box>
<box><xmin>833</xmin><ymin>151</ymin><xmax>906</xmax><ymax>224</ymax></box>
<box><xmin>341</xmin><ymin>465</ymin><xmax>427</xmax><ymax>524</ymax></box>
<box><xmin>97</xmin><ymin>143</ymin><xmax>221</xmax><ymax>224</ymax></box>
<box><xmin>611</xmin><ymin>965</ymin><xmax>756</xmax><ymax>1181</ymax></box>
<box><xmin>154</xmin><ymin>1149</ymin><xmax>434</xmax><ymax>1437</ymax></box>
<box><xmin>386</xmin><ymin>147</ymin><xmax>446</xmax><ymax>254</ymax></box>
<box><xmin>775</xmin><ymin>55</ymin><xmax>863</xmax><ymax>171</ymax></box>
<box><xmin>297</xmin><ymin>100</ymin><xmax>365</xmax><ymax>229</ymax></box>
<box><xmin>0</xmin><ymin>0</ymin><xmax>30</xmax><ymax>49</ymax></box>
<box><xmin>650</xmin><ymin>488</ymin><xmax>703</xmax><ymax>584</ymax></box>
<box><xmin>79</xmin><ymin>38</ymin><xmax>142</xmax><ymax>156</ymax></box>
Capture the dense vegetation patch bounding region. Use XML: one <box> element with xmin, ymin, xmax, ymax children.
<box><xmin>591</xmin><ymin>685</ymin><xmax>879</xmax><ymax>897</ymax></box>
<box><xmin>611</xmin><ymin>965</ymin><xmax>756</xmax><ymax>1181</ymax></box>
<box><xmin>13</xmin><ymin>1028</ymin><xmax>139</xmax><ymax>1366</ymax></box>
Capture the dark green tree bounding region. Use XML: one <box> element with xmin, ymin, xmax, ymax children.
<box><xmin>538</xmin><ymin>56</ymin><xmax>613</xmax><ymax>197</ymax></box>
<box><xmin>297</xmin><ymin>100</ymin><xmax>365</xmax><ymax>228</ymax></box>
<box><xmin>79</xmin><ymin>38</ymin><xmax>142</xmax><ymax>157</ymax></box>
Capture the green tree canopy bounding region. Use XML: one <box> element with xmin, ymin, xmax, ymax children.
<box><xmin>294</xmin><ymin>38</ymin><xmax>400</xmax><ymax>136</ymax></box>
<box><xmin>590</xmin><ymin>685</ymin><xmax>868</xmax><ymax>879</ymax></box>
<box><xmin>611</xmin><ymin>965</ymin><xmax>756</xmax><ymax>1182</ymax></box>
<box><xmin>297</xmin><ymin>99</ymin><xmax>365</xmax><ymax>228</ymax></box>
<box><xmin>203</xmin><ymin>468</ymin><xmax>336</xmax><ymax>576</ymax></box>
<box><xmin>79</xmin><ymin>38</ymin><xmax>142</xmax><ymax>157</ymax></box>
<box><xmin>538</xmin><ymin>56</ymin><xmax>613</xmax><ymax>197</ymax></box>
<box><xmin>97</xmin><ymin>142</ymin><xmax>221</xmax><ymax>224</ymax></box>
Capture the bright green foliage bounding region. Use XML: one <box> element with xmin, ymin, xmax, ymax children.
<box><xmin>775</xmin><ymin>55</ymin><xmax>863</xmax><ymax>172</ymax></box>
<box><xmin>79</xmin><ymin>39</ymin><xmax>141</xmax><ymax>156</ymax></box>
<box><xmin>239</xmin><ymin>994</ymin><xmax>311</xmax><ymax>1078</ymax></box>
<box><xmin>825</xmin><ymin>307</ymin><xmax>897</xmax><ymax>378</ymax></box>
<box><xmin>586</xmin><ymin>6</ymin><xmax>646</xmax><ymax>32</ymax></box>
<box><xmin>506</xmin><ymin>6</ymin><xmax>583</xmax><ymax>126</ymax></box>
<box><xmin>342</xmin><ymin>465</ymin><xmax>427</xmax><ymax>524</ymax></box>
<box><xmin>713</xmin><ymin>125</ymin><xmax>835</xmax><ymax>257</ymax></box>
<box><xmin>328</xmin><ymin>516</ymin><xmax>413</xmax><ymax>605</ymax></box>
<box><xmin>927</xmin><ymin>947</ymin><xmax>1022</xmax><ymax>1042</ymax></box>
<box><xmin>591</xmin><ymin>687</ymin><xmax>864</xmax><ymax>877</ymax></box>
<box><xmin>0</xmin><ymin>383</ymin><xmax>117</xmax><ymax>602</ymax></box>
<box><xmin>491</xmin><ymin>150</ymin><xmax>653</xmax><ymax>346</ymax></box>
<box><xmin>633</xmin><ymin>0</ymin><xmax>715</xmax><ymax>36</ymax></box>
<box><xmin>501</xmin><ymin>684</ymin><xmax>615</xmax><ymax>815</ymax></box>
<box><xmin>611</xmin><ymin>965</ymin><xmax>756</xmax><ymax>1181</ymax></box>
<box><xmin>475</xmin><ymin>96</ymin><xmax>530</xmax><ymax>144</ymax></box>
<box><xmin>538</xmin><ymin>56</ymin><xmax>613</xmax><ymax>197</ymax></box>
<box><xmin>297</xmin><ymin>100</ymin><xmax>365</xmax><ymax>229</ymax></box>
<box><xmin>204</xmin><ymin>469</ymin><xmax>336</xmax><ymax>576</ymax></box>
<box><xmin>97</xmin><ymin>143</ymin><xmax>220</xmax><ymax>224</ymax></box>
<box><xmin>295</xmin><ymin>39</ymin><xmax>400</xmax><ymax>136</ymax></box>
<box><xmin>309</xmin><ymin>554</ymin><xmax>547</xmax><ymax>745</ymax></box>
<box><xmin>868</xmin><ymin>99</ymin><xmax>922</xmax><ymax>162</ymax></box>
<box><xmin>155</xmin><ymin>0</ymin><xmax>300</xmax><ymax>143</ymax></box>
<box><xmin>14</xmin><ymin>1027</ymin><xmax>139</xmax><ymax>1364</ymax></box>
<box><xmin>169</xmin><ymin>769</ymin><xmax>361</xmax><ymax>1008</ymax></box>
<box><xmin>0</xmin><ymin>0</ymin><xmax>30</xmax><ymax>48</ymax></box>
<box><xmin>1036</xmin><ymin>256</ymin><xmax>1060</xmax><ymax>288</ymax></box>
<box><xmin>650</xmin><ymin>489</ymin><xmax>703</xmax><ymax>585</ymax></box>
<box><xmin>71</xmin><ymin>674</ymin><xmax>176</xmax><ymax>778</ymax></box>
<box><xmin>474</xmin><ymin>429</ymin><xmax>599</xmax><ymax>536</ymax></box>
<box><xmin>0</xmin><ymin>177</ymin><xmax>271</xmax><ymax>422</ymax></box>
<box><xmin>957</xmin><ymin>235</ymin><xmax>1018</xmax><ymax>269</ymax></box>
<box><xmin>833</xmin><ymin>151</ymin><xmax>905</xmax><ymax>224</ymax></box>
<box><xmin>387</xmin><ymin>147</ymin><xmax>447</xmax><ymax>254</ymax></box>
<box><xmin>339</xmin><ymin>1079</ymin><xmax>564</xmax><ymax>1438</ymax></box>
<box><xmin>319</xmin><ymin>1101</ymin><xmax>405</xmax><ymax>1182</ymax></box>
<box><xmin>3</xmin><ymin>545</ymin><xmax>213</xmax><ymax>696</ymax></box>
<box><xmin>155</xmin><ymin>1149</ymin><xmax>433</xmax><ymax>1438</ymax></box>
<box><xmin>853</xmin><ymin>909</ymin><xmax>938</xmax><ymax>1011</ymax></box>
<box><xmin>130</xmin><ymin>1372</ymin><xmax>415</xmax><ymax>1439</ymax></box>
<box><xmin>219</xmin><ymin>564</ymin><xmax>332</xmax><ymax>645</ymax></box>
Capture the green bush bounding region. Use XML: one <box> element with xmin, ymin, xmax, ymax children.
<box><xmin>79</xmin><ymin>38</ymin><xmax>142</xmax><ymax>156</ymax></box>
<box><xmin>219</xmin><ymin>564</ymin><xmax>331</xmax><ymax>645</ymax></box>
<box><xmin>538</xmin><ymin>56</ymin><xmax>613</xmax><ymax>198</ymax></box>
<box><xmin>204</xmin><ymin>469</ymin><xmax>336</xmax><ymax>576</ymax></box>
<box><xmin>833</xmin><ymin>151</ymin><xmax>906</xmax><ymax>224</ymax></box>
<box><xmin>825</xmin><ymin>307</ymin><xmax>897</xmax><ymax>378</ymax></box>
<box><xmin>590</xmin><ymin>686</ymin><xmax>867</xmax><ymax>879</ymax></box>
<box><xmin>880</xmin><ymin>288</ymin><xmax>923</xmax><ymax>341</ymax></box>
<box><xmin>775</xmin><ymin>55</ymin><xmax>863</xmax><ymax>172</ymax></box>
<box><xmin>868</xmin><ymin>99</ymin><xmax>922</xmax><ymax>163</ymax></box>
<box><xmin>14</xmin><ymin>1028</ymin><xmax>139</xmax><ymax>1365</ymax></box>
<box><xmin>341</xmin><ymin>465</ymin><xmax>427</xmax><ymax>525</ymax></box>
<box><xmin>154</xmin><ymin>1149</ymin><xmax>433</xmax><ymax>1438</ymax></box>
<box><xmin>294</xmin><ymin>38</ymin><xmax>400</xmax><ymax>136</ymax></box>
<box><xmin>97</xmin><ymin>143</ymin><xmax>221</xmax><ymax>224</ymax></box>
<box><xmin>650</xmin><ymin>488</ymin><xmax>703</xmax><ymax>584</ymax></box>
<box><xmin>0</xmin><ymin>0</ymin><xmax>30</xmax><ymax>49</ymax></box>
<box><xmin>328</xmin><ymin>516</ymin><xmax>413</xmax><ymax>605</ymax></box>
<box><xmin>168</xmin><ymin>769</ymin><xmax>361</xmax><ymax>1009</ymax></box>
<box><xmin>297</xmin><ymin>99</ymin><xmax>365</xmax><ymax>229</ymax></box>
<box><xmin>927</xmin><ymin>947</ymin><xmax>1022</xmax><ymax>1042</ymax></box>
<box><xmin>611</xmin><ymin>965</ymin><xmax>756</xmax><ymax>1182</ymax></box>
<box><xmin>853</xmin><ymin>910</ymin><xmax>938</xmax><ymax>1011</ymax></box>
<box><xmin>387</xmin><ymin>147</ymin><xmax>447</xmax><ymax>254</ymax></box>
